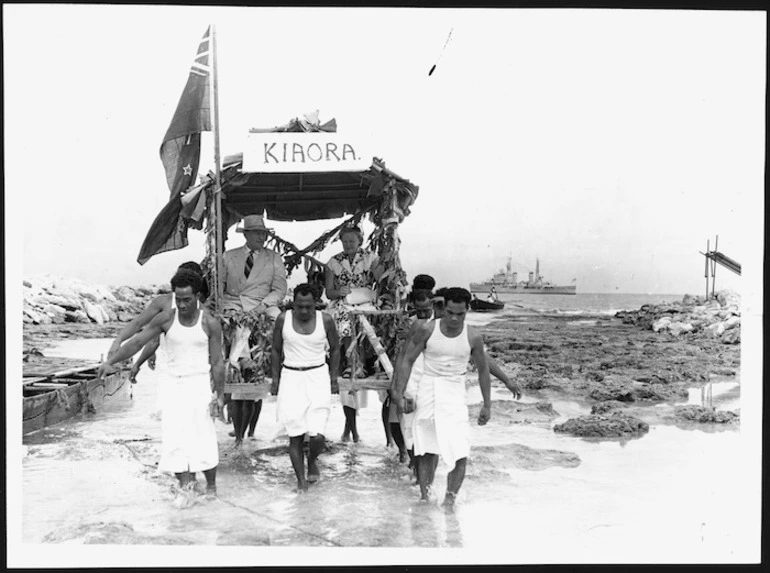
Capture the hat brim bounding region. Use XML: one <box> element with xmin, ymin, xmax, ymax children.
<box><xmin>236</xmin><ymin>226</ymin><xmax>272</xmax><ymax>233</ymax></box>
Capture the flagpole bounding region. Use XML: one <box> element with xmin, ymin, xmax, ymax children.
<box><xmin>211</xmin><ymin>24</ymin><xmax>224</xmax><ymax>311</ymax></box>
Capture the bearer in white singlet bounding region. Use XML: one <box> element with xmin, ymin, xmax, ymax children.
<box><xmin>271</xmin><ymin>283</ymin><xmax>340</xmax><ymax>492</ymax></box>
<box><xmin>392</xmin><ymin>287</ymin><xmax>491</xmax><ymax>507</ymax></box>
<box><xmin>98</xmin><ymin>269</ymin><xmax>225</xmax><ymax>508</ymax></box>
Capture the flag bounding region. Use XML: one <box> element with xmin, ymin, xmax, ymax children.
<box><xmin>138</xmin><ymin>27</ymin><xmax>212</xmax><ymax>264</ymax></box>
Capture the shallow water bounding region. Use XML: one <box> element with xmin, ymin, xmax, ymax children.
<box><xmin>19</xmin><ymin>338</ymin><xmax>755</xmax><ymax>563</ymax></box>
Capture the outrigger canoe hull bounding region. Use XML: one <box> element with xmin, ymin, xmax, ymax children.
<box><xmin>23</xmin><ymin>367</ymin><xmax>131</xmax><ymax>435</ymax></box>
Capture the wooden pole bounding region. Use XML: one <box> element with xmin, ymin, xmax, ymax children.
<box><xmin>711</xmin><ymin>235</ymin><xmax>718</xmax><ymax>299</ymax></box>
<box><xmin>211</xmin><ymin>24</ymin><xmax>224</xmax><ymax>311</ymax></box>
<box><xmin>704</xmin><ymin>239</ymin><xmax>710</xmax><ymax>300</ymax></box>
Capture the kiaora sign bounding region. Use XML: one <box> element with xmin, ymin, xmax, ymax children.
<box><xmin>242</xmin><ymin>133</ymin><xmax>371</xmax><ymax>173</ymax></box>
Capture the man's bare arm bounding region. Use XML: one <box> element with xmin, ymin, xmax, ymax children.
<box><xmin>270</xmin><ymin>313</ymin><xmax>285</xmax><ymax>395</ymax></box>
<box><xmin>129</xmin><ymin>337</ymin><xmax>160</xmax><ymax>383</ymax></box>
<box><xmin>107</xmin><ymin>294</ymin><xmax>170</xmax><ymax>358</ymax></box>
<box><xmin>469</xmin><ymin>326</ymin><xmax>492</xmax><ymax>425</ymax></box>
<box><xmin>391</xmin><ymin>321</ymin><xmax>433</xmax><ymax>401</ymax></box>
<box><xmin>487</xmin><ymin>354</ymin><xmax>522</xmax><ymax>399</ymax></box>
<box><xmin>323</xmin><ymin>313</ymin><xmax>340</xmax><ymax>393</ymax></box>
<box><xmin>98</xmin><ymin>310</ymin><xmax>172</xmax><ymax>379</ymax></box>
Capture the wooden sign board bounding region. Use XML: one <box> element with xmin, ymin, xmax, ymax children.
<box><xmin>242</xmin><ymin>133</ymin><xmax>371</xmax><ymax>173</ymax></box>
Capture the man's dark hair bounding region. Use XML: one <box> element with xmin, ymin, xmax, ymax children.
<box><xmin>412</xmin><ymin>274</ymin><xmax>436</xmax><ymax>291</ymax></box>
<box><xmin>294</xmin><ymin>282</ymin><xmax>320</xmax><ymax>301</ymax></box>
<box><xmin>178</xmin><ymin>261</ymin><xmax>203</xmax><ymax>275</ymax></box>
<box><xmin>443</xmin><ymin>287</ymin><xmax>472</xmax><ymax>308</ymax></box>
<box><xmin>176</xmin><ymin>261</ymin><xmax>209</xmax><ymax>299</ymax></box>
<box><xmin>434</xmin><ymin>287</ymin><xmax>448</xmax><ymax>298</ymax></box>
<box><xmin>171</xmin><ymin>268</ymin><xmax>204</xmax><ymax>294</ymax></box>
<box><xmin>409</xmin><ymin>288</ymin><xmax>433</xmax><ymax>304</ymax></box>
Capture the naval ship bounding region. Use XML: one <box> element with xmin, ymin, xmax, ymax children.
<box><xmin>470</xmin><ymin>257</ymin><xmax>577</xmax><ymax>295</ymax></box>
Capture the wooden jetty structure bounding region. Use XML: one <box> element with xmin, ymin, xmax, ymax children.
<box><xmin>700</xmin><ymin>235</ymin><xmax>741</xmax><ymax>300</ymax></box>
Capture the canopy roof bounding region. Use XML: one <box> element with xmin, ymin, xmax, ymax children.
<box><xmin>137</xmin><ymin>112</ymin><xmax>418</xmax><ymax>265</ymax></box>
<box><xmin>219</xmin><ymin>153</ymin><xmax>415</xmax><ymax>223</ymax></box>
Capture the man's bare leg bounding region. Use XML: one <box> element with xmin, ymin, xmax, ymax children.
<box><xmin>342</xmin><ymin>406</ymin><xmax>359</xmax><ymax>442</ymax></box>
<box><xmin>382</xmin><ymin>399</ymin><xmax>394</xmax><ymax>447</ymax></box>
<box><xmin>203</xmin><ymin>466</ymin><xmax>217</xmax><ymax>497</ymax></box>
<box><xmin>307</xmin><ymin>434</ymin><xmax>325</xmax><ymax>483</ymax></box>
<box><xmin>289</xmin><ymin>435</ymin><xmax>308</xmax><ymax>492</ymax></box>
<box><xmin>417</xmin><ymin>453</ymin><xmax>438</xmax><ymax>501</ymax></box>
<box><xmin>389</xmin><ymin>422</ymin><xmax>407</xmax><ymax>462</ymax></box>
<box><xmin>247</xmin><ymin>399</ymin><xmax>262</xmax><ymax>438</ymax></box>
<box><xmin>443</xmin><ymin>458</ymin><xmax>467</xmax><ymax>507</ymax></box>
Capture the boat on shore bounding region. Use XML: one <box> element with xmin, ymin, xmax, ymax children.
<box><xmin>470</xmin><ymin>297</ymin><xmax>505</xmax><ymax>312</ymax></box>
<box><xmin>22</xmin><ymin>357</ymin><xmax>131</xmax><ymax>435</ymax></box>
<box><xmin>470</xmin><ymin>257</ymin><xmax>576</xmax><ymax>295</ymax></box>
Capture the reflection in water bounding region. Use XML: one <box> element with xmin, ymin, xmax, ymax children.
<box><xmin>20</xmin><ymin>339</ymin><xmax>749</xmax><ymax>561</ymax></box>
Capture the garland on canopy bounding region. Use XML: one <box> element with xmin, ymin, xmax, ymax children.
<box><xmin>201</xmin><ymin>162</ymin><xmax>419</xmax><ymax>384</ymax></box>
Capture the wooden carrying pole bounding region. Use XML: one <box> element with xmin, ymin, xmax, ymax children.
<box><xmin>211</xmin><ymin>24</ymin><xmax>224</xmax><ymax>311</ymax></box>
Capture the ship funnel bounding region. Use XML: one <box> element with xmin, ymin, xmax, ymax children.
<box><xmin>512</xmin><ymin>272</ymin><xmax>518</xmax><ymax>284</ymax></box>
<box><xmin>528</xmin><ymin>272</ymin><xmax>534</xmax><ymax>284</ymax></box>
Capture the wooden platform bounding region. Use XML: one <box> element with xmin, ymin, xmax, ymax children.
<box><xmin>224</xmin><ymin>375</ymin><xmax>392</xmax><ymax>399</ymax></box>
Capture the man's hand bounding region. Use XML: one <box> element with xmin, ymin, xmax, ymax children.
<box><xmin>97</xmin><ymin>362</ymin><xmax>116</xmax><ymax>381</ymax></box>
<box><xmin>129</xmin><ymin>364</ymin><xmax>140</xmax><ymax>384</ymax></box>
<box><xmin>210</xmin><ymin>393</ymin><xmax>226</xmax><ymax>422</ymax></box>
<box><xmin>148</xmin><ymin>354</ymin><xmax>157</xmax><ymax>370</ymax></box>
<box><xmin>254</xmin><ymin>302</ymin><xmax>268</xmax><ymax>314</ymax></box>
<box><xmin>506</xmin><ymin>381</ymin><xmax>522</xmax><ymax>400</ymax></box>
<box><xmin>477</xmin><ymin>404</ymin><xmax>491</xmax><ymax>426</ymax></box>
<box><xmin>339</xmin><ymin>285</ymin><xmax>352</xmax><ymax>297</ymax></box>
<box><xmin>330</xmin><ymin>378</ymin><xmax>339</xmax><ymax>395</ymax></box>
<box><xmin>402</xmin><ymin>395</ymin><xmax>415</xmax><ymax>414</ymax></box>
<box><xmin>270</xmin><ymin>380</ymin><xmax>280</xmax><ymax>396</ymax></box>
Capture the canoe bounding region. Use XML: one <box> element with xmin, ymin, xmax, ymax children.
<box><xmin>470</xmin><ymin>298</ymin><xmax>505</xmax><ymax>312</ymax></box>
<box><xmin>22</xmin><ymin>362</ymin><xmax>131</xmax><ymax>435</ymax></box>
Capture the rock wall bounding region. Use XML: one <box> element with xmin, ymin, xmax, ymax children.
<box><xmin>615</xmin><ymin>289</ymin><xmax>740</xmax><ymax>344</ymax></box>
<box><xmin>23</xmin><ymin>275</ymin><xmax>170</xmax><ymax>325</ymax></box>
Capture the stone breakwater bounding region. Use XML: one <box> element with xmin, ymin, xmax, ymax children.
<box><xmin>614</xmin><ymin>290</ymin><xmax>741</xmax><ymax>344</ymax></box>
<box><xmin>23</xmin><ymin>275</ymin><xmax>170</xmax><ymax>326</ymax></box>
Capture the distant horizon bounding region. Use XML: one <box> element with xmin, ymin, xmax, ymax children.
<box><xmin>23</xmin><ymin>271</ymin><xmax>735</xmax><ymax>299</ymax></box>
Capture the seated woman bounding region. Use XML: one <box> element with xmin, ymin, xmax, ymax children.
<box><xmin>325</xmin><ymin>224</ymin><xmax>384</xmax><ymax>442</ymax></box>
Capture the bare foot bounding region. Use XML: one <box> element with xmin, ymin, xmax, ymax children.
<box><xmin>307</xmin><ymin>461</ymin><xmax>320</xmax><ymax>483</ymax></box>
<box><xmin>442</xmin><ymin>491</ymin><xmax>457</xmax><ymax>508</ymax></box>
<box><xmin>341</xmin><ymin>432</ymin><xmax>350</xmax><ymax>442</ymax></box>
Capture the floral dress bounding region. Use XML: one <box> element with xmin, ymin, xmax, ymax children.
<box><xmin>326</xmin><ymin>248</ymin><xmax>379</xmax><ymax>338</ymax></box>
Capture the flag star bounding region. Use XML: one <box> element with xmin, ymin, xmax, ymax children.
<box><xmin>183</xmin><ymin>164</ymin><xmax>193</xmax><ymax>176</ymax></box>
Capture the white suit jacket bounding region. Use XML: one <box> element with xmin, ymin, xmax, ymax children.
<box><xmin>221</xmin><ymin>245</ymin><xmax>287</xmax><ymax>312</ymax></box>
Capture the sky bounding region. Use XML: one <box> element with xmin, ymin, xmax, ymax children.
<box><xmin>5</xmin><ymin>6</ymin><xmax>764</xmax><ymax>297</ymax></box>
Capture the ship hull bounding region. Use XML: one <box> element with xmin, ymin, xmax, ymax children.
<box><xmin>470</xmin><ymin>282</ymin><xmax>576</xmax><ymax>295</ymax></box>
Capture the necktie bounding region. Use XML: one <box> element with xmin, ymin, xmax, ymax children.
<box><xmin>244</xmin><ymin>251</ymin><xmax>254</xmax><ymax>278</ymax></box>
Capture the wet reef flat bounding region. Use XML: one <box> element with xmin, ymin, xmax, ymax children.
<box><xmin>474</xmin><ymin>294</ymin><xmax>741</xmax><ymax>436</ymax></box>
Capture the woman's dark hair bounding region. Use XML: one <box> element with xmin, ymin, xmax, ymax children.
<box><xmin>170</xmin><ymin>268</ymin><xmax>204</xmax><ymax>294</ymax></box>
<box><xmin>412</xmin><ymin>274</ymin><xmax>436</xmax><ymax>291</ymax></box>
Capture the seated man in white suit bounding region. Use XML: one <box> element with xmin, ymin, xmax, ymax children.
<box><xmin>222</xmin><ymin>214</ymin><xmax>288</xmax><ymax>447</ymax></box>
